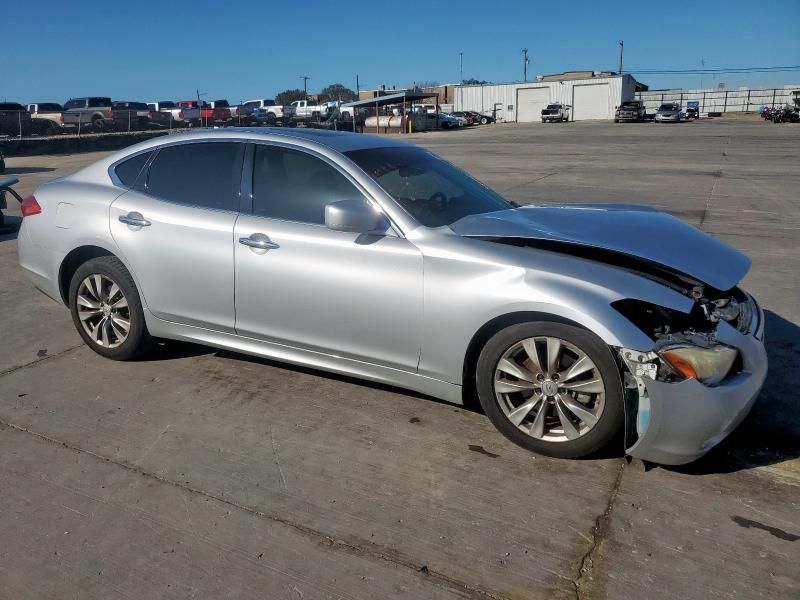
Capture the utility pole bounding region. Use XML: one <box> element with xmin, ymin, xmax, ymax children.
<box><xmin>459</xmin><ymin>52</ymin><xmax>463</xmax><ymax>84</ymax></box>
<box><xmin>301</xmin><ymin>76</ymin><xmax>311</xmax><ymax>100</ymax></box>
<box><xmin>522</xmin><ymin>48</ymin><xmax>529</xmax><ymax>82</ymax></box>
<box><xmin>700</xmin><ymin>58</ymin><xmax>705</xmax><ymax>90</ymax></box>
<box><xmin>618</xmin><ymin>41</ymin><xmax>624</xmax><ymax>75</ymax></box>
<box><xmin>356</xmin><ymin>74</ymin><xmax>360</xmax><ymax>96</ymax></box>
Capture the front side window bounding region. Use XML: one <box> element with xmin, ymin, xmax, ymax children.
<box><xmin>252</xmin><ymin>145</ymin><xmax>363</xmax><ymax>225</ymax></box>
<box><xmin>146</xmin><ymin>142</ymin><xmax>244</xmax><ymax>211</ymax></box>
<box><xmin>346</xmin><ymin>146</ymin><xmax>512</xmax><ymax>228</ymax></box>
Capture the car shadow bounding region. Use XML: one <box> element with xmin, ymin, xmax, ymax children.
<box><xmin>668</xmin><ymin>310</ymin><xmax>800</xmax><ymax>475</ymax></box>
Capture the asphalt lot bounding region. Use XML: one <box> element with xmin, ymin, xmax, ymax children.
<box><xmin>1</xmin><ymin>119</ymin><xmax>798</xmax><ymax>600</ymax></box>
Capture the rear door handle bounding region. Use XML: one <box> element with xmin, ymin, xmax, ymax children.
<box><xmin>119</xmin><ymin>213</ymin><xmax>151</xmax><ymax>227</ymax></box>
<box><xmin>239</xmin><ymin>235</ymin><xmax>279</xmax><ymax>250</ymax></box>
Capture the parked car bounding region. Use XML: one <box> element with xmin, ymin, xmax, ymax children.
<box><xmin>147</xmin><ymin>101</ymin><xmax>198</xmax><ymax>128</ymax></box>
<box><xmin>27</xmin><ymin>103</ymin><xmax>64</xmax><ymax>135</ymax></box>
<box><xmin>655</xmin><ymin>103</ymin><xmax>683</xmax><ymax>122</ymax></box>
<box><xmin>451</xmin><ymin>111</ymin><xmax>475</xmax><ymax>125</ymax></box>
<box><xmin>16</xmin><ymin>129</ymin><xmax>766</xmax><ymax>466</ymax></box>
<box><xmin>176</xmin><ymin>100</ymin><xmax>231</xmax><ymax>126</ymax></box>
<box><xmin>421</xmin><ymin>112</ymin><xmax>460</xmax><ymax>129</ymax></box>
<box><xmin>685</xmin><ymin>101</ymin><xmax>700</xmax><ymax>120</ymax></box>
<box><xmin>467</xmin><ymin>111</ymin><xmax>494</xmax><ymax>125</ymax></box>
<box><xmin>614</xmin><ymin>100</ymin><xmax>646</xmax><ymax>123</ymax></box>
<box><xmin>541</xmin><ymin>103</ymin><xmax>570</xmax><ymax>123</ymax></box>
<box><xmin>111</xmin><ymin>102</ymin><xmax>150</xmax><ymax>131</ymax></box>
<box><xmin>242</xmin><ymin>99</ymin><xmax>295</xmax><ymax>125</ymax></box>
<box><xmin>0</xmin><ymin>102</ymin><xmax>35</xmax><ymax>136</ymax></box>
<box><xmin>62</xmin><ymin>97</ymin><xmax>114</xmax><ymax>132</ymax></box>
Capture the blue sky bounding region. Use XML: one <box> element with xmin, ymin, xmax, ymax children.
<box><xmin>4</xmin><ymin>0</ymin><xmax>799</xmax><ymax>103</ymax></box>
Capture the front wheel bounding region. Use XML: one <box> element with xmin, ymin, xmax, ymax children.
<box><xmin>69</xmin><ymin>256</ymin><xmax>152</xmax><ymax>360</ymax></box>
<box><xmin>476</xmin><ymin>322</ymin><xmax>624</xmax><ymax>458</ymax></box>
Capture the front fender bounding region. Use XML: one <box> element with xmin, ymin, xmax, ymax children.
<box><xmin>416</xmin><ymin>236</ymin><xmax>694</xmax><ymax>385</ymax></box>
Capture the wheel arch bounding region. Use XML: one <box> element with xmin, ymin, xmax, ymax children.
<box><xmin>58</xmin><ymin>245</ymin><xmax>115</xmax><ymax>304</ymax></box>
<box><xmin>460</xmin><ymin>311</ymin><xmax>593</xmax><ymax>406</ymax></box>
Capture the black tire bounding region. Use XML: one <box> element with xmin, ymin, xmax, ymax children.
<box><xmin>69</xmin><ymin>256</ymin><xmax>152</xmax><ymax>360</ymax></box>
<box><xmin>614</xmin><ymin>118</ymin><xmax>619</xmax><ymax>123</ymax></box>
<box><xmin>475</xmin><ymin>321</ymin><xmax>624</xmax><ymax>459</ymax></box>
<box><xmin>92</xmin><ymin>117</ymin><xmax>105</xmax><ymax>133</ymax></box>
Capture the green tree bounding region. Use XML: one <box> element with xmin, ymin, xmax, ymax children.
<box><xmin>318</xmin><ymin>83</ymin><xmax>358</xmax><ymax>103</ymax></box>
<box><xmin>275</xmin><ymin>89</ymin><xmax>306</xmax><ymax>105</ymax></box>
<box><xmin>462</xmin><ymin>78</ymin><xmax>490</xmax><ymax>85</ymax></box>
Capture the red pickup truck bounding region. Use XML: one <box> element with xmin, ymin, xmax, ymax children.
<box><xmin>176</xmin><ymin>100</ymin><xmax>232</xmax><ymax>126</ymax></box>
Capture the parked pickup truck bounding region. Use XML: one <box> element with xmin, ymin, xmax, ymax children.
<box><xmin>541</xmin><ymin>103</ymin><xmax>570</xmax><ymax>123</ymax></box>
<box><xmin>209</xmin><ymin>100</ymin><xmax>238</xmax><ymax>120</ymax></box>
<box><xmin>614</xmin><ymin>100</ymin><xmax>646</xmax><ymax>123</ymax></box>
<box><xmin>242</xmin><ymin>99</ymin><xmax>295</xmax><ymax>124</ymax></box>
<box><xmin>111</xmin><ymin>101</ymin><xmax>150</xmax><ymax>131</ymax></box>
<box><xmin>291</xmin><ymin>99</ymin><xmax>326</xmax><ymax>120</ymax></box>
<box><xmin>176</xmin><ymin>100</ymin><xmax>231</xmax><ymax>126</ymax></box>
<box><xmin>147</xmin><ymin>101</ymin><xmax>198</xmax><ymax>128</ymax></box>
<box><xmin>62</xmin><ymin>97</ymin><xmax>114</xmax><ymax>132</ymax></box>
<box><xmin>26</xmin><ymin>103</ymin><xmax>63</xmax><ymax>135</ymax></box>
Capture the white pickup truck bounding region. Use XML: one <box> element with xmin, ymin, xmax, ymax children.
<box><xmin>147</xmin><ymin>101</ymin><xmax>199</xmax><ymax>127</ymax></box>
<box><xmin>241</xmin><ymin>99</ymin><xmax>295</xmax><ymax>124</ymax></box>
<box><xmin>291</xmin><ymin>100</ymin><xmax>328</xmax><ymax>120</ymax></box>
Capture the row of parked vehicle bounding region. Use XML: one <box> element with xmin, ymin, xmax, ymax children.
<box><xmin>0</xmin><ymin>97</ymin><xmax>366</xmax><ymax>137</ymax></box>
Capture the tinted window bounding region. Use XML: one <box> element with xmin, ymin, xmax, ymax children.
<box><xmin>38</xmin><ymin>103</ymin><xmax>62</xmax><ymax>111</ymax></box>
<box><xmin>115</xmin><ymin>151</ymin><xmax>153</xmax><ymax>187</ymax></box>
<box><xmin>64</xmin><ymin>99</ymin><xmax>85</xmax><ymax>109</ymax></box>
<box><xmin>146</xmin><ymin>142</ymin><xmax>245</xmax><ymax>211</ymax></box>
<box><xmin>252</xmin><ymin>145</ymin><xmax>362</xmax><ymax>225</ymax></box>
<box><xmin>90</xmin><ymin>98</ymin><xmax>111</xmax><ymax>107</ymax></box>
<box><xmin>346</xmin><ymin>146</ymin><xmax>512</xmax><ymax>228</ymax></box>
<box><xmin>0</xmin><ymin>103</ymin><xmax>24</xmax><ymax>110</ymax></box>
<box><xmin>158</xmin><ymin>101</ymin><xmax>176</xmax><ymax>109</ymax></box>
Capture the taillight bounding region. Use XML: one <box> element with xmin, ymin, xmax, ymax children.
<box><xmin>147</xmin><ymin>111</ymin><xmax>152</xmax><ymax>118</ymax></box>
<box><xmin>178</xmin><ymin>110</ymin><xmax>184</xmax><ymax>119</ymax></box>
<box><xmin>105</xmin><ymin>108</ymin><xmax>112</xmax><ymax>117</ymax></box>
<box><xmin>21</xmin><ymin>195</ymin><xmax>42</xmax><ymax>217</ymax></box>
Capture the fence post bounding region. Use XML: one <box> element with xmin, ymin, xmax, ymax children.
<box><xmin>746</xmin><ymin>89</ymin><xmax>751</xmax><ymax>112</ymax></box>
<box><xmin>18</xmin><ymin>111</ymin><xmax>22</xmax><ymax>138</ymax></box>
<box><xmin>772</xmin><ymin>88</ymin><xmax>776</xmax><ymax>107</ymax></box>
<box><xmin>723</xmin><ymin>91</ymin><xmax>728</xmax><ymax>113</ymax></box>
<box><xmin>702</xmin><ymin>91</ymin><xmax>706</xmax><ymax>113</ymax></box>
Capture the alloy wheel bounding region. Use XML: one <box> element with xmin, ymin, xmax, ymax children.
<box><xmin>493</xmin><ymin>336</ymin><xmax>606</xmax><ymax>442</ymax></box>
<box><xmin>76</xmin><ymin>274</ymin><xmax>131</xmax><ymax>348</ymax></box>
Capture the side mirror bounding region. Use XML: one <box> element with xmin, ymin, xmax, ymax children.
<box><xmin>325</xmin><ymin>199</ymin><xmax>385</xmax><ymax>233</ymax></box>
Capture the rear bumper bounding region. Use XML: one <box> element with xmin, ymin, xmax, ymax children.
<box><xmin>627</xmin><ymin>316</ymin><xmax>767</xmax><ymax>465</ymax></box>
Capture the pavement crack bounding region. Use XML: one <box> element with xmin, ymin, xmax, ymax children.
<box><xmin>0</xmin><ymin>343</ymin><xmax>83</xmax><ymax>379</ymax></box>
<box><xmin>573</xmin><ymin>459</ymin><xmax>626</xmax><ymax>600</ymax></box>
<box><xmin>0</xmin><ymin>418</ymin><xmax>506</xmax><ymax>600</ymax></box>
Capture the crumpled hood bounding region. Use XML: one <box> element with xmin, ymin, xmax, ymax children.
<box><xmin>449</xmin><ymin>204</ymin><xmax>750</xmax><ymax>291</ymax></box>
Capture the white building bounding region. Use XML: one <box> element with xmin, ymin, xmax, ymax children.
<box><xmin>455</xmin><ymin>73</ymin><xmax>647</xmax><ymax>122</ymax></box>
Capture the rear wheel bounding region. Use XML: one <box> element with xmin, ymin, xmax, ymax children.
<box><xmin>476</xmin><ymin>321</ymin><xmax>623</xmax><ymax>458</ymax></box>
<box><xmin>69</xmin><ymin>256</ymin><xmax>152</xmax><ymax>360</ymax></box>
<box><xmin>91</xmin><ymin>116</ymin><xmax>105</xmax><ymax>132</ymax></box>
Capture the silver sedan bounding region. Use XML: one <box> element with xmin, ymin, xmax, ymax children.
<box><xmin>15</xmin><ymin>129</ymin><xmax>766</xmax><ymax>465</ymax></box>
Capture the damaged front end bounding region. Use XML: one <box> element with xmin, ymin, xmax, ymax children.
<box><xmin>615</xmin><ymin>289</ymin><xmax>766</xmax><ymax>465</ymax></box>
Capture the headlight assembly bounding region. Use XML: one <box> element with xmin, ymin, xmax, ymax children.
<box><xmin>659</xmin><ymin>344</ymin><xmax>738</xmax><ymax>386</ymax></box>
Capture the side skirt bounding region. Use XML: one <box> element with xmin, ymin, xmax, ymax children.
<box><xmin>144</xmin><ymin>311</ymin><xmax>464</xmax><ymax>405</ymax></box>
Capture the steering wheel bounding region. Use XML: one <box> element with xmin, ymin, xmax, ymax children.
<box><xmin>413</xmin><ymin>191</ymin><xmax>447</xmax><ymax>224</ymax></box>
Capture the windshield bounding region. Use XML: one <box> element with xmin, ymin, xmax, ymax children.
<box><xmin>345</xmin><ymin>146</ymin><xmax>513</xmax><ymax>228</ymax></box>
<box><xmin>545</xmin><ymin>104</ymin><xmax>560</xmax><ymax>110</ymax></box>
<box><xmin>659</xmin><ymin>104</ymin><xmax>677</xmax><ymax>111</ymax></box>
<box><xmin>621</xmin><ymin>102</ymin><xmax>639</xmax><ymax>108</ymax></box>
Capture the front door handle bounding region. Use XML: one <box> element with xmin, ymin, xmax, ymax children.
<box><xmin>239</xmin><ymin>235</ymin><xmax>279</xmax><ymax>250</ymax></box>
<box><xmin>119</xmin><ymin>213</ymin><xmax>151</xmax><ymax>227</ymax></box>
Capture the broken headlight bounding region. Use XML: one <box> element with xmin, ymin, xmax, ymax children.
<box><xmin>659</xmin><ymin>344</ymin><xmax>738</xmax><ymax>386</ymax></box>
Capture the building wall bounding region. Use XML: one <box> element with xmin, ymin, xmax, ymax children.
<box><xmin>455</xmin><ymin>75</ymin><xmax>636</xmax><ymax>121</ymax></box>
<box><xmin>636</xmin><ymin>85</ymin><xmax>800</xmax><ymax>114</ymax></box>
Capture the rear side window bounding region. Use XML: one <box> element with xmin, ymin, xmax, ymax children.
<box><xmin>114</xmin><ymin>151</ymin><xmax>153</xmax><ymax>187</ymax></box>
<box><xmin>252</xmin><ymin>144</ymin><xmax>362</xmax><ymax>225</ymax></box>
<box><xmin>146</xmin><ymin>142</ymin><xmax>244</xmax><ymax>211</ymax></box>
<box><xmin>90</xmin><ymin>98</ymin><xmax>111</xmax><ymax>107</ymax></box>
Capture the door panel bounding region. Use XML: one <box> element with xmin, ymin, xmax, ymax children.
<box><xmin>110</xmin><ymin>191</ymin><xmax>237</xmax><ymax>331</ymax></box>
<box><xmin>234</xmin><ymin>216</ymin><xmax>423</xmax><ymax>372</ymax></box>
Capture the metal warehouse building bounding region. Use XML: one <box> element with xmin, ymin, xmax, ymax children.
<box><xmin>455</xmin><ymin>73</ymin><xmax>647</xmax><ymax>122</ymax></box>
